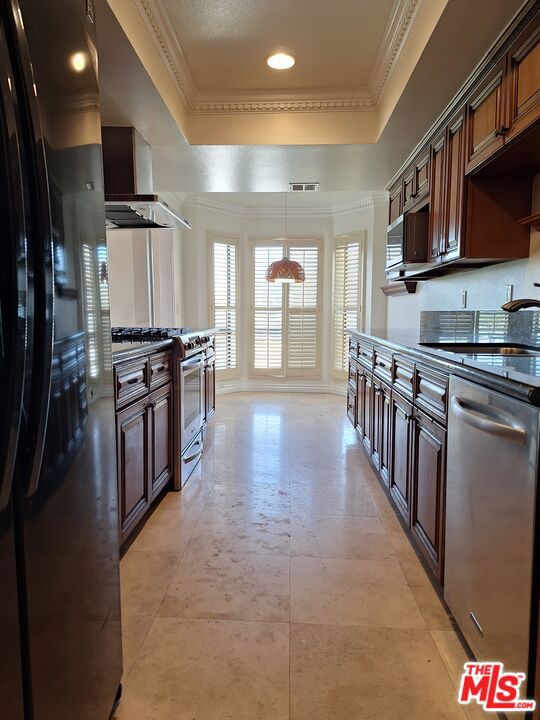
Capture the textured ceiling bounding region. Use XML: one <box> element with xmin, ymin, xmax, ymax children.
<box><xmin>97</xmin><ymin>0</ymin><xmax>525</xmax><ymax>191</ymax></box>
<box><xmin>163</xmin><ymin>0</ymin><xmax>396</xmax><ymax>92</ymax></box>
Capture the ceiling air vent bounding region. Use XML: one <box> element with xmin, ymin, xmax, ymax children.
<box><xmin>289</xmin><ymin>182</ymin><xmax>320</xmax><ymax>192</ymax></box>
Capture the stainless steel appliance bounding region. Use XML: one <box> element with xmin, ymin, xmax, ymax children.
<box><xmin>0</xmin><ymin>0</ymin><xmax>122</xmax><ymax>718</ymax></box>
<box><xmin>101</xmin><ymin>126</ymin><xmax>192</xmax><ymax>231</ymax></box>
<box><xmin>386</xmin><ymin>211</ymin><xmax>429</xmax><ymax>274</ymax></box>
<box><xmin>446</xmin><ymin>376</ymin><xmax>539</xmax><ymax>705</ymax></box>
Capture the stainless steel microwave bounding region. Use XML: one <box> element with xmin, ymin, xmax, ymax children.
<box><xmin>386</xmin><ymin>212</ymin><xmax>429</xmax><ymax>271</ymax></box>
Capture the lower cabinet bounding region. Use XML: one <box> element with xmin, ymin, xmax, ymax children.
<box><xmin>389</xmin><ymin>391</ymin><xmax>413</xmax><ymax>522</ymax></box>
<box><xmin>149</xmin><ymin>383</ymin><xmax>173</xmax><ymax>499</ymax></box>
<box><xmin>116</xmin><ymin>396</ymin><xmax>150</xmax><ymax>542</ymax></box>
<box><xmin>410</xmin><ymin>408</ymin><xmax>446</xmax><ymax>582</ymax></box>
<box><xmin>346</xmin><ymin>337</ymin><xmax>449</xmax><ymax>586</ymax></box>
<box><xmin>373</xmin><ymin>377</ymin><xmax>391</xmax><ymax>487</ymax></box>
<box><xmin>116</xmin><ymin>381</ymin><xmax>173</xmax><ymax>545</ymax></box>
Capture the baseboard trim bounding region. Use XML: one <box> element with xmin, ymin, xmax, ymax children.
<box><xmin>216</xmin><ymin>383</ymin><xmax>347</xmax><ymax>397</ymax></box>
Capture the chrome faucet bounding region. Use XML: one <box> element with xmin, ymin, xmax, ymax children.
<box><xmin>502</xmin><ymin>284</ymin><xmax>540</xmax><ymax>312</ymax></box>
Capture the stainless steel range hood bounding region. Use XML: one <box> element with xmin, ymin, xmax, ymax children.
<box><xmin>102</xmin><ymin>127</ymin><xmax>191</xmax><ymax>231</ymax></box>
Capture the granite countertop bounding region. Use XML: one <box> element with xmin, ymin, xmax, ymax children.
<box><xmin>349</xmin><ymin>311</ymin><xmax>540</xmax><ymax>406</ymax></box>
<box><xmin>111</xmin><ymin>339</ymin><xmax>174</xmax><ymax>364</ymax></box>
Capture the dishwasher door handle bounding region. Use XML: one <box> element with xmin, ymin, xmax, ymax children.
<box><xmin>450</xmin><ymin>395</ymin><xmax>528</xmax><ymax>445</ymax></box>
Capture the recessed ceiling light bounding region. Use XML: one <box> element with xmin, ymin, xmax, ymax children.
<box><xmin>70</xmin><ymin>51</ymin><xmax>87</xmax><ymax>72</ymax></box>
<box><xmin>266</xmin><ymin>53</ymin><xmax>295</xmax><ymax>70</ymax></box>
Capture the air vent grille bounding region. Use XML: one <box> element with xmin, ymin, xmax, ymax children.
<box><xmin>289</xmin><ymin>182</ymin><xmax>320</xmax><ymax>192</ymax></box>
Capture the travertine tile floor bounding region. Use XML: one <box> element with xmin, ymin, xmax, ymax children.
<box><xmin>114</xmin><ymin>393</ymin><xmax>486</xmax><ymax>720</ymax></box>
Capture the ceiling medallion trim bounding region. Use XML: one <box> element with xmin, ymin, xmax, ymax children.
<box><xmin>134</xmin><ymin>0</ymin><xmax>422</xmax><ymax>114</ymax></box>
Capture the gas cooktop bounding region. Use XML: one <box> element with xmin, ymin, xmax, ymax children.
<box><xmin>111</xmin><ymin>327</ymin><xmax>191</xmax><ymax>342</ymax></box>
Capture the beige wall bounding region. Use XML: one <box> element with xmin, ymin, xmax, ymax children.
<box><xmin>386</xmin><ymin>175</ymin><xmax>540</xmax><ymax>331</ymax></box>
<box><xmin>107</xmin><ymin>228</ymin><xmax>181</xmax><ymax>327</ymax></box>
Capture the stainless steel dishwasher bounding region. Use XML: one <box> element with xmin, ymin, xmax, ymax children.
<box><xmin>445</xmin><ymin>376</ymin><xmax>539</xmax><ymax>689</ymax></box>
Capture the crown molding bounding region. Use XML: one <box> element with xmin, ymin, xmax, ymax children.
<box><xmin>134</xmin><ymin>0</ymin><xmax>422</xmax><ymax>115</ymax></box>
<box><xmin>183</xmin><ymin>194</ymin><xmax>389</xmax><ymax>218</ymax></box>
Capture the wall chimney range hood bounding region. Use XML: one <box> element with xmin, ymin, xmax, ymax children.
<box><xmin>102</xmin><ymin>126</ymin><xmax>191</xmax><ymax>231</ymax></box>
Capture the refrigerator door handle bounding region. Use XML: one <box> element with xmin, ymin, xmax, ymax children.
<box><xmin>0</xmin><ymin>11</ymin><xmax>27</xmax><ymax>511</ymax></box>
<box><xmin>8</xmin><ymin>0</ymin><xmax>54</xmax><ymax>498</ymax></box>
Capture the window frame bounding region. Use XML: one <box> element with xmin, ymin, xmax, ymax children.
<box><xmin>248</xmin><ymin>236</ymin><xmax>323</xmax><ymax>379</ymax></box>
<box><xmin>208</xmin><ymin>231</ymin><xmax>241</xmax><ymax>380</ymax></box>
<box><xmin>332</xmin><ymin>232</ymin><xmax>365</xmax><ymax>379</ymax></box>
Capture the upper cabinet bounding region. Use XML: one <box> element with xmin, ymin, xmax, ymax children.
<box><xmin>464</xmin><ymin>59</ymin><xmax>507</xmax><ymax>174</ymax></box>
<box><xmin>386</xmin><ymin>1</ymin><xmax>540</xmax><ymax>281</ymax></box>
<box><xmin>506</xmin><ymin>16</ymin><xmax>540</xmax><ymax>141</ymax></box>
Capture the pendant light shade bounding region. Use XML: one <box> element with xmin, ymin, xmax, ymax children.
<box><xmin>266</xmin><ymin>192</ymin><xmax>305</xmax><ymax>283</ymax></box>
<box><xmin>265</xmin><ymin>257</ymin><xmax>305</xmax><ymax>283</ymax></box>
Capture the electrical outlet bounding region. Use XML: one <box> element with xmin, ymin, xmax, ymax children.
<box><xmin>461</xmin><ymin>290</ymin><xmax>467</xmax><ymax>308</ymax></box>
<box><xmin>506</xmin><ymin>284</ymin><xmax>514</xmax><ymax>303</ymax></box>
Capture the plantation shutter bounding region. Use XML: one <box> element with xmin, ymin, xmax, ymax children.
<box><xmin>253</xmin><ymin>244</ymin><xmax>284</xmax><ymax>374</ymax></box>
<box><xmin>210</xmin><ymin>237</ymin><xmax>238</xmax><ymax>376</ymax></box>
<box><xmin>333</xmin><ymin>238</ymin><xmax>361</xmax><ymax>375</ymax></box>
<box><xmin>287</xmin><ymin>244</ymin><xmax>320</xmax><ymax>374</ymax></box>
<box><xmin>81</xmin><ymin>241</ymin><xmax>113</xmax><ymax>389</ymax></box>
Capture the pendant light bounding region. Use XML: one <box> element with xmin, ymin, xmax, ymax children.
<box><xmin>265</xmin><ymin>192</ymin><xmax>305</xmax><ymax>283</ymax></box>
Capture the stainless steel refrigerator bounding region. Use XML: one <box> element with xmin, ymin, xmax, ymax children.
<box><xmin>0</xmin><ymin>1</ymin><xmax>122</xmax><ymax>718</ymax></box>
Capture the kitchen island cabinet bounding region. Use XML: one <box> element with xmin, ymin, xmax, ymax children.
<box><xmin>113</xmin><ymin>343</ymin><xmax>174</xmax><ymax>547</ymax></box>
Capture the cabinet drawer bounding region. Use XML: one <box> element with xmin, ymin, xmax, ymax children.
<box><xmin>149</xmin><ymin>350</ymin><xmax>172</xmax><ymax>390</ymax></box>
<box><xmin>348</xmin><ymin>360</ymin><xmax>358</xmax><ymax>387</ymax></box>
<box><xmin>415</xmin><ymin>364</ymin><xmax>448</xmax><ymax>424</ymax></box>
<box><xmin>115</xmin><ymin>358</ymin><xmax>149</xmax><ymax>409</ymax></box>
<box><xmin>373</xmin><ymin>345</ymin><xmax>393</xmax><ymax>384</ymax></box>
<box><xmin>349</xmin><ymin>337</ymin><xmax>359</xmax><ymax>358</ymax></box>
<box><xmin>357</xmin><ymin>340</ymin><xmax>374</xmax><ymax>369</ymax></box>
<box><xmin>393</xmin><ymin>355</ymin><xmax>415</xmax><ymax>399</ymax></box>
<box><xmin>347</xmin><ymin>387</ymin><xmax>357</xmax><ymax>426</ymax></box>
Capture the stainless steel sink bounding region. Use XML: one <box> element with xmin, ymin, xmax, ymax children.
<box><xmin>420</xmin><ymin>342</ymin><xmax>540</xmax><ymax>356</ymax></box>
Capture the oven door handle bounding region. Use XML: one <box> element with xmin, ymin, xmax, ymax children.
<box><xmin>182</xmin><ymin>356</ymin><xmax>204</xmax><ymax>370</ymax></box>
<box><xmin>183</xmin><ymin>441</ymin><xmax>203</xmax><ymax>464</ymax></box>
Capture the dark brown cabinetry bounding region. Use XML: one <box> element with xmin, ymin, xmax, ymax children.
<box><xmin>428</xmin><ymin>132</ymin><xmax>447</xmax><ymax>260</ymax></box>
<box><xmin>386</xmin><ymin>2</ymin><xmax>539</xmax><ymax>280</ymax></box>
<box><xmin>347</xmin><ymin>332</ymin><xmax>448</xmax><ymax>587</ymax></box>
<box><xmin>389</xmin><ymin>391</ymin><xmax>413</xmax><ymax>522</ymax></box>
<box><xmin>114</xmin><ymin>348</ymin><xmax>174</xmax><ymax>546</ymax></box>
<box><xmin>444</xmin><ymin>109</ymin><xmax>466</xmax><ymax>261</ymax></box>
<box><xmin>116</xmin><ymin>396</ymin><xmax>149</xmax><ymax>541</ymax></box>
<box><xmin>465</xmin><ymin>59</ymin><xmax>507</xmax><ymax>174</ymax></box>
<box><xmin>410</xmin><ymin>409</ymin><xmax>446</xmax><ymax>582</ymax></box>
<box><xmin>506</xmin><ymin>16</ymin><xmax>540</xmax><ymax>141</ymax></box>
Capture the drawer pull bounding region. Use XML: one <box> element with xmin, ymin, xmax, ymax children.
<box><xmin>153</xmin><ymin>364</ymin><xmax>167</xmax><ymax>374</ymax></box>
<box><xmin>126</xmin><ymin>375</ymin><xmax>141</xmax><ymax>385</ymax></box>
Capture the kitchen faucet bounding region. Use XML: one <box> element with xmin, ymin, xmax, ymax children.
<box><xmin>502</xmin><ymin>283</ymin><xmax>540</xmax><ymax>312</ymax></box>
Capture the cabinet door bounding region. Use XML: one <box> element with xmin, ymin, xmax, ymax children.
<box><xmin>149</xmin><ymin>384</ymin><xmax>173</xmax><ymax>499</ymax></box>
<box><xmin>116</xmin><ymin>398</ymin><xmax>149</xmax><ymax>540</ymax></box>
<box><xmin>428</xmin><ymin>133</ymin><xmax>446</xmax><ymax>261</ymax></box>
<box><xmin>444</xmin><ymin>110</ymin><xmax>466</xmax><ymax>261</ymax></box>
<box><xmin>465</xmin><ymin>59</ymin><xmax>507</xmax><ymax>173</ymax></box>
<box><xmin>205</xmin><ymin>360</ymin><xmax>216</xmax><ymax>422</ymax></box>
<box><xmin>389</xmin><ymin>392</ymin><xmax>413</xmax><ymax>521</ymax></box>
<box><xmin>414</xmin><ymin>150</ymin><xmax>430</xmax><ymax>203</ymax></box>
<box><xmin>388</xmin><ymin>182</ymin><xmax>403</xmax><ymax>225</ymax></box>
<box><xmin>506</xmin><ymin>18</ymin><xmax>540</xmax><ymax>142</ymax></box>
<box><xmin>347</xmin><ymin>387</ymin><xmax>357</xmax><ymax>427</ymax></box>
<box><xmin>410</xmin><ymin>410</ymin><xmax>446</xmax><ymax>583</ymax></box>
<box><xmin>379</xmin><ymin>382</ymin><xmax>392</xmax><ymax>488</ymax></box>
<box><xmin>402</xmin><ymin>168</ymin><xmax>415</xmax><ymax>211</ymax></box>
<box><xmin>372</xmin><ymin>377</ymin><xmax>391</xmax><ymax>481</ymax></box>
<box><xmin>363</xmin><ymin>371</ymin><xmax>374</xmax><ymax>455</ymax></box>
<box><xmin>372</xmin><ymin>377</ymin><xmax>383</xmax><ymax>469</ymax></box>
<box><xmin>355</xmin><ymin>368</ymin><xmax>365</xmax><ymax>438</ymax></box>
